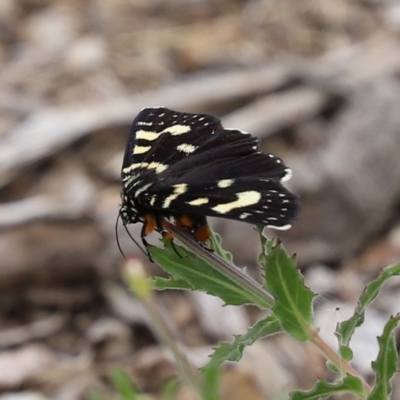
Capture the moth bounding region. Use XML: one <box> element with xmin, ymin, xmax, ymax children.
<box><xmin>120</xmin><ymin>107</ymin><xmax>299</xmax><ymax>248</ymax></box>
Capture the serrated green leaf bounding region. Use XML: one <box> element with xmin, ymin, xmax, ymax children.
<box><xmin>205</xmin><ymin>316</ymin><xmax>282</xmax><ymax>370</ymax></box>
<box><xmin>325</xmin><ymin>360</ymin><xmax>341</xmax><ymax>373</ymax></box>
<box><xmin>291</xmin><ymin>375</ymin><xmax>365</xmax><ymax>400</ymax></box>
<box><xmin>336</xmin><ymin>264</ymin><xmax>400</xmax><ymax>359</ymax></box>
<box><xmin>339</xmin><ymin>346</ymin><xmax>353</xmax><ymax>362</ymax></box>
<box><xmin>209</xmin><ymin>230</ymin><xmax>233</xmax><ymax>262</ymax></box>
<box><xmin>151</xmin><ymin>276</ymin><xmax>194</xmax><ymax>291</ymax></box>
<box><xmin>259</xmin><ymin>234</ymin><xmax>315</xmax><ymax>342</ymax></box>
<box><xmin>148</xmin><ymin>241</ymin><xmax>267</xmax><ymax>307</ymax></box>
<box><xmin>367</xmin><ymin>314</ymin><xmax>400</xmax><ymax>400</ymax></box>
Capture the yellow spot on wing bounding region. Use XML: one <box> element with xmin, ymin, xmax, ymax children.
<box><xmin>122</xmin><ymin>162</ymin><xmax>168</xmax><ymax>174</ymax></box>
<box><xmin>163</xmin><ymin>125</ymin><xmax>191</xmax><ymax>135</ymax></box>
<box><xmin>163</xmin><ymin>183</ymin><xmax>188</xmax><ymax>208</ymax></box>
<box><xmin>133</xmin><ymin>145</ymin><xmax>151</xmax><ymax>154</ymax></box>
<box><xmin>136</xmin><ymin>130</ymin><xmax>160</xmax><ymax>141</ymax></box>
<box><xmin>133</xmin><ymin>183</ymin><xmax>152</xmax><ymax>196</ymax></box>
<box><xmin>217</xmin><ymin>179</ymin><xmax>234</xmax><ymax>188</ymax></box>
<box><xmin>177</xmin><ymin>143</ymin><xmax>197</xmax><ymax>154</ymax></box>
<box><xmin>136</xmin><ymin>125</ymin><xmax>191</xmax><ymax>141</ymax></box>
<box><xmin>187</xmin><ymin>198</ymin><xmax>209</xmax><ymax>206</ymax></box>
<box><xmin>212</xmin><ymin>191</ymin><xmax>261</xmax><ymax>214</ymax></box>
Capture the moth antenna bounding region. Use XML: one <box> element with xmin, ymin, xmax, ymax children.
<box><xmin>115</xmin><ymin>213</ymin><xmax>148</xmax><ymax>259</ymax></box>
<box><xmin>115</xmin><ymin>213</ymin><xmax>126</xmax><ymax>259</ymax></box>
<box><xmin>124</xmin><ymin>225</ymin><xmax>148</xmax><ymax>257</ymax></box>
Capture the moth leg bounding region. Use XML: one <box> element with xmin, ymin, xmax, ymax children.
<box><xmin>162</xmin><ymin>232</ymin><xmax>182</xmax><ymax>258</ymax></box>
<box><xmin>141</xmin><ymin>213</ymin><xmax>157</xmax><ymax>261</ymax></box>
<box><xmin>157</xmin><ymin>215</ymin><xmax>182</xmax><ymax>259</ymax></box>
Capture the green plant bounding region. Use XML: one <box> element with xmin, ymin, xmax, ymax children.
<box><xmin>121</xmin><ymin>221</ymin><xmax>400</xmax><ymax>400</ymax></box>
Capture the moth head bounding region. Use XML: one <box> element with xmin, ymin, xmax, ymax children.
<box><xmin>119</xmin><ymin>194</ymin><xmax>140</xmax><ymax>225</ymax></box>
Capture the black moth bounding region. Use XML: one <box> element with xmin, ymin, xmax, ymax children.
<box><xmin>120</xmin><ymin>107</ymin><xmax>299</xmax><ymax>248</ymax></box>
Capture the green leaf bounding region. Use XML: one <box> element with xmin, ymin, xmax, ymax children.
<box><xmin>205</xmin><ymin>316</ymin><xmax>283</xmax><ymax>370</ymax></box>
<box><xmin>291</xmin><ymin>375</ymin><xmax>365</xmax><ymax>400</ymax></box>
<box><xmin>161</xmin><ymin>379</ymin><xmax>180</xmax><ymax>400</ymax></box>
<box><xmin>148</xmin><ymin>241</ymin><xmax>267</xmax><ymax>307</ymax></box>
<box><xmin>367</xmin><ymin>314</ymin><xmax>400</xmax><ymax>400</ymax></box>
<box><xmin>258</xmin><ymin>234</ymin><xmax>315</xmax><ymax>342</ymax></box>
<box><xmin>151</xmin><ymin>276</ymin><xmax>194</xmax><ymax>291</ymax></box>
<box><xmin>336</xmin><ymin>264</ymin><xmax>400</xmax><ymax>359</ymax></box>
<box><xmin>109</xmin><ymin>369</ymin><xmax>139</xmax><ymax>400</ymax></box>
<box><xmin>86</xmin><ymin>388</ymin><xmax>109</xmax><ymax>400</ymax></box>
<box><xmin>200</xmin><ymin>364</ymin><xmax>221</xmax><ymax>400</ymax></box>
<box><xmin>208</xmin><ymin>230</ymin><xmax>233</xmax><ymax>262</ymax></box>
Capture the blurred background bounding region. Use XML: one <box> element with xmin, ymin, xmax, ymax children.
<box><xmin>1</xmin><ymin>0</ymin><xmax>400</xmax><ymax>399</ymax></box>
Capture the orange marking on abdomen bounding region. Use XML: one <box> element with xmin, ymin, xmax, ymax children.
<box><xmin>143</xmin><ymin>213</ymin><xmax>157</xmax><ymax>235</ymax></box>
<box><xmin>162</xmin><ymin>231</ymin><xmax>174</xmax><ymax>240</ymax></box>
<box><xmin>175</xmin><ymin>214</ymin><xmax>195</xmax><ymax>229</ymax></box>
<box><xmin>194</xmin><ymin>223</ymin><xmax>211</xmax><ymax>243</ymax></box>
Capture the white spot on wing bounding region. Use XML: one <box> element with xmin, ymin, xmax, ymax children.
<box><xmin>176</xmin><ymin>143</ymin><xmax>198</xmax><ymax>154</ymax></box>
<box><xmin>268</xmin><ymin>224</ymin><xmax>291</xmax><ymax>230</ymax></box>
<box><xmin>217</xmin><ymin>179</ymin><xmax>234</xmax><ymax>188</ymax></box>
<box><xmin>281</xmin><ymin>168</ymin><xmax>292</xmax><ymax>182</ymax></box>
<box><xmin>212</xmin><ymin>191</ymin><xmax>261</xmax><ymax>214</ymax></box>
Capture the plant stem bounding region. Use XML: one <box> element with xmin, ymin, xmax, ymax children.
<box><xmin>308</xmin><ymin>327</ymin><xmax>372</xmax><ymax>394</ymax></box>
<box><xmin>164</xmin><ymin>220</ymin><xmax>275</xmax><ymax>309</ymax></box>
<box><xmin>123</xmin><ymin>259</ymin><xmax>203</xmax><ymax>400</ymax></box>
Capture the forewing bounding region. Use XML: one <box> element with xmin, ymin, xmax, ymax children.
<box><xmin>121</xmin><ymin>107</ymin><xmax>258</xmax><ymax>184</ymax></box>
